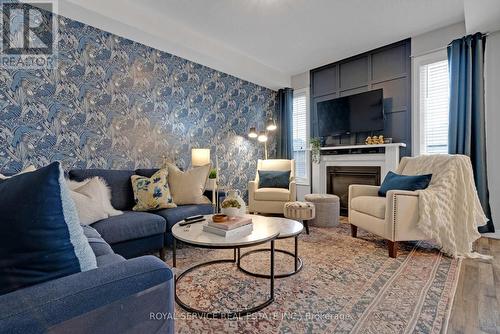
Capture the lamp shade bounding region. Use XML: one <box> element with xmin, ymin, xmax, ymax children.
<box><xmin>191</xmin><ymin>148</ymin><xmax>210</xmax><ymax>166</ymax></box>
<box><xmin>257</xmin><ymin>131</ymin><xmax>268</xmax><ymax>142</ymax></box>
<box><xmin>248</xmin><ymin>127</ymin><xmax>258</xmax><ymax>138</ymax></box>
<box><xmin>266</xmin><ymin>118</ymin><xmax>277</xmax><ymax>131</ymax></box>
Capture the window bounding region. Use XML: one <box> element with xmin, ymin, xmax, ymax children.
<box><xmin>417</xmin><ymin>58</ymin><xmax>450</xmax><ymax>154</ymax></box>
<box><xmin>292</xmin><ymin>89</ymin><xmax>309</xmax><ymax>184</ymax></box>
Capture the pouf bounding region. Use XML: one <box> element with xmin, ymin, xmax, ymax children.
<box><xmin>284</xmin><ymin>201</ymin><xmax>315</xmax><ymax>234</ymax></box>
<box><xmin>304</xmin><ymin>194</ymin><xmax>340</xmax><ymax>227</ymax></box>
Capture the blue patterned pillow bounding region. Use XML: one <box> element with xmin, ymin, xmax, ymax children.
<box><xmin>258</xmin><ymin>170</ymin><xmax>291</xmax><ymax>189</ymax></box>
<box><xmin>0</xmin><ymin>162</ymin><xmax>97</xmax><ymax>295</ymax></box>
<box><xmin>378</xmin><ymin>171</ymin><xmax>432</xmax><ymax>197</ymax></box>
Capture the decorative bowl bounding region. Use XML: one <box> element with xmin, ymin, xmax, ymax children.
<box><xmin>212</xmin><ymin>214</ymin><xmax>228</xmax><ymax>223</ymax></box>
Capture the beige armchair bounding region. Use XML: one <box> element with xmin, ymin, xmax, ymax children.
<box><xmin>348</xmin><ymin>158</ymin><xmax>427</xmax><ymax>258</ymax></box>
<box><xmin>248</xmin><ymin>159</ymin><xmax>296</xmax><ymax>214</ymax></box>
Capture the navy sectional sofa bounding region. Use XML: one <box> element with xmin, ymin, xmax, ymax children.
<box><xmin>68</xmin><ymin>168</ymin><xmax>215</xmax><ymax>258</ymax></box>
<box><xmin>0</xmin><ymin>167</ymin><xmax>215</xmax><ymax>333</ymax></box>
<box><xmin>0</xmin><ymin>222</ymin><xmax>175</xmax><ymax>334</ymax></box>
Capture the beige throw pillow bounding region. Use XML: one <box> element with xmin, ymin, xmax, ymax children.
<box><xmin>165</xmin><ymin>163</ymin><xmax>211</xmax><ymax>205</ymax></box>
<box><xmin>67</xmin><ymin>177</ymin><xmax>123</xmax><ymax>225</ymax></box>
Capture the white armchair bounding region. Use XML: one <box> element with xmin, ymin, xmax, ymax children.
<box><xmin>248</xmin><ymin>159</ymin><xmax>296</xmax><ymax>214</ymax></box>
<box><xmin>348</xmin><ymin>158</ymin><xmax>427</xmax><ymax>258</ymax></box>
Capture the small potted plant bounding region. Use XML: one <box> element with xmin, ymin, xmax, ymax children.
<box><xmin>220</xmin><ymin>198</ymin><xmax>241</xmax><ymax>217</ymax></box>
<box><xmin>208</xmin><ymin>168</ymin><xmax>217</xmax><ymax>179</ymax></box>
<box><xmin>311</xmin><ymin>137</ymin><xmax>321</xmax><ymax>164</ymax></box>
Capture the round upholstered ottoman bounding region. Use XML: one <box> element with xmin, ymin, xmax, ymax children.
<box><xmin>284</xmin><ymin>201</ymin><xmax>315</xmax><ymax>234</ymax></box>
<box><xmin>304</xmin><ymin>194</ymin><xmax>340</xmax><ymax>227</ymax></box>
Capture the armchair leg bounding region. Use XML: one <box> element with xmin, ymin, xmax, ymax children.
<box><xmin>388</xmin><ymin>241</ymin><xmax>398</xmax><ymax>258</ymax></box>
<box><xmin>350</xmin><ymin>224</ymin><xmax>357</xmax><ymax>238</ymax></box>
<box><xmin>159</xmin><ymin>247</ymin><xmax>166</xmax><ymax>261</ymax></box>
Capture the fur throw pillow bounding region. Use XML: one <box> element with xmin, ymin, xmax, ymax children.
<box><xmin>67</xmin><ymin>177</ymin><xmax>123</xmax><ymax>225</ymax></box>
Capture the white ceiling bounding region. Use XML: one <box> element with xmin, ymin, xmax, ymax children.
<box><xmin>56</xmin><ymin>0</ymin><xmax>471</xmax><ymax>89</ymax></box>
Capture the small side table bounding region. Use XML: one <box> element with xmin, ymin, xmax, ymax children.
<box><xmin>283</xmin><ymin>201</ymin><xmax>316</xmax><ymax>234</ymax></box>
<box><xmin>304</xmin><ymin>194</ymin><xmax>339</xmax><ymax>227</ymax></box>
<box><xmin>237</xmin><ymin>218</ymin><xmax>303</xmax><ymax>278</ymax></box>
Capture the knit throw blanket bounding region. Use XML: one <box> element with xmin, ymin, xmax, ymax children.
<box><xmin>397</xmin><ymin>154</ymin><xmax>489</xmax><ymax>258</ymax></box>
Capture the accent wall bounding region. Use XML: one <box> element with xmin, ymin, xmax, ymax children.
<box><xmin>0</xmin><ymin>9</ymin><xmax>277</xmax><ymax>195</ymax></box>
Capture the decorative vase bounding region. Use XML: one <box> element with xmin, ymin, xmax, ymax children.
<box><xmin>220</xmin><ymin>189</ymin><xmax>246</xmax><ymax>216</ymax></box>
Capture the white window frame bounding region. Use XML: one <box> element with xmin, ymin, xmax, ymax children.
<box><xmin>292</xmin><ymin>87</ymin><xmax>310</xmax><ymax>186</ymax></box>
<box><xmin>412</xmin><ymin>49</ymin><xmax>449</xmax><ymax>156</ymax></box>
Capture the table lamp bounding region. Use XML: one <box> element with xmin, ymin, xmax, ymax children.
<box><xmin>191</xmin><ymin>148</ymin><xmax>218</xmax><ymax>213</ymax></box>
<box><xmin>191</xmin><ymin>148</ymin><xmax>210</xmax><ymax>167</ymax></box>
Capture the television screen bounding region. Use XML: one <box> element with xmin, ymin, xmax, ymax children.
<box><xmin>317</xmin><ymin>89</ymin><xmax>384</xmax><ymax>137</ymax></box>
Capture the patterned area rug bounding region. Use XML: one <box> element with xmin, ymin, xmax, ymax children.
<box><xmin>169</xmin><ymin>222</ymin><xmax>461</xmax><ymax>334</ymax></box>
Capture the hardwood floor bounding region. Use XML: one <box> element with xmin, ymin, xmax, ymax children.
<box><xmin>448</xmin><ymin>237</ymin><xmax>500</xmax><ymax>333</ymax></box>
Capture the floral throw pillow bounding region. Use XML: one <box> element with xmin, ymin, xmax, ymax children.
<box><xmin>131</xmin><ymin>168</ymin><xmax>176</xmax><ymax>211</ymax></box>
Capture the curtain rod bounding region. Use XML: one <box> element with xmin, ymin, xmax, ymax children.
<box><xmin>410</xmin><ymin>32</ymin><xmax>490</xmax><ymax>58</ymax></box>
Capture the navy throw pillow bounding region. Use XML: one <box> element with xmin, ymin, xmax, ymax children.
<box><xmin>258</xmin><ymin>170</ymin><xmax>291</xmax><ymax>189</ymax></box>
<box><xmin>378</xmin><ymin>171</ymin><xmax>432</xmax><ymax>197</ymax></box>
<box><xmin>0</xmin><ymin>162</ymin><xmax>97</xmax><ymax>295</ymax></box>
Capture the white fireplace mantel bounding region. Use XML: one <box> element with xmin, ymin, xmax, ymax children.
<box><xmin>312</xmin><ymin>143</ymin><xmax>406</xmax><ymax>194</ymax></box>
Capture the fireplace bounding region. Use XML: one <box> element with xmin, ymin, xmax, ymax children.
<box><xmin>326</xmin><ymin>166</ymin><xmax>381</xmax><ymax>216</ymax></box>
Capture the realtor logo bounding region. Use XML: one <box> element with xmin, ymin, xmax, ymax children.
<box><xmin>1</xmin><ymin>1</ymin><xmax>57</xmax><ymax>68</ymax></box>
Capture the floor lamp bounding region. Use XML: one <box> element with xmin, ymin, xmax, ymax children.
<box><xmin>248</xmin><ymin>118</ymin><xmax>277</xmax><ymax>159</ymax></box>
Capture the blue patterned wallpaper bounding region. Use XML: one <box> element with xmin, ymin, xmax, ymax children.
<box><xmin>0</xmin><ymin>9</ymin><xmax>277</xmax><ymax>194</ymax></box>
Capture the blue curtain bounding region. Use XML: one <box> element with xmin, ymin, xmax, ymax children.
<box><xmin>276</xmin><ymin>88</ymin><xmax>293</xmax><ymax>159</ymax></box>
<box><xmin>448</xmin><ymin>32</ymin><xmax>494</xmax><ymax>233</ymax></box>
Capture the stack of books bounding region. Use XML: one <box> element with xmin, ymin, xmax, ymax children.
<box><xmin>203</xmin><ymin>216</ymin><xmax>253</xmax><ymax>237</ymax></box>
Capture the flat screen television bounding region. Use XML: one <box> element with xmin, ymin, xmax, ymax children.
<box><xmin>317</xmin><ymin>89</ymin><xmax>384</xmax><ymax>137</ymax></box>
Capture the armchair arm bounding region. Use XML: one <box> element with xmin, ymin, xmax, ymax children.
<box><xmin>248</xmin><ymin>180</ymin><xmax>257</xmax><ymax>196</ymax></box>
<box><xmin>289</xmin><ymin>180</ymin><xmax>297</xmax><ymax>201</ymax></box>
<box><xmin>349</xmin><ymin>184</ymin><xmax>380</xmax><ymax>199</ymax></box>
<box><xmin>248</xmin><ymin>180</ymin><xmax>257</xmax><ymax>211</ymax></box>
<box><xmin>348</xmin><ymin>185</ymin><xmax>381</xmax><ymax>224</ymax></box>
<box><xmin>0</xmin><ymin>256</ymin><xmax>174</xmax><ymax>334</ymax></box>
<box><xmin>385</xmin><ymin>190</ymin><xmax>422</xmax><ymax>241</ymax></box>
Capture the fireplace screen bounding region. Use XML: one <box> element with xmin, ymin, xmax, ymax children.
<box><xmin>326</xmin><ymin>166</ymin><xmax>381</xmax><ymax>216</ymax></box>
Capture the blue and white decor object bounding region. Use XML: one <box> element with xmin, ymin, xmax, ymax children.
<box><xmin>0</xmin><ymin>7</ymin><xmax>277</xmax><ymax>198</ymax></box>
<box><xmin>0</xmin><ymin>162</ymin><xmax>97</xmax><ymax>295</ymax></box>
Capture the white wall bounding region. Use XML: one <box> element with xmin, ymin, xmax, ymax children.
<box><xmin>411</xmin><ymin>22</ymin><xmax>465</xmax><ymax>58</ymax></box>
<box><xmin>291</xmin><ymin>72</ymin><xmax>311</xmax><ymax>201</ymax></box>
<box><xmin>485</xmin><ymin>30</ymin><xmax>500</xmax><ymax>230</ymax></box>
<box><xmin>464</xmin><ymin>0</ymin><xmax>500</xmax><ymax>34</ymax></box>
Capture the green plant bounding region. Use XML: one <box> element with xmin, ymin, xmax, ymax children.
<box><xmin>221</xmin><ymin>199</ymin><xmax>241</xmax><ymax>209</ymax></box>
<box><xmin>208</xmin><ymin>168</ymin><xmax>217</xmax><ymax>179</ymax></box>
<box><xmin>311</xmin><ymin>137</ymin><xmax>321</xmax><ymax>164</ymax></box>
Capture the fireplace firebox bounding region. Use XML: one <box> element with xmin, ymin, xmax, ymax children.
<box><xmin>326</xmin><ymin>166</ymin><xmax>381</xmax><ymax>216</ymax></box>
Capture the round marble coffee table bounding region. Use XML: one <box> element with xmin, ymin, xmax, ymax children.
<box><xmin>171</xmin><ymin>214</ymin><xmax>280</xmax><ymax>318</ymax></box>
<box><xmin>237</xmin><ymin>217</ymin><xmax>304</xmax><ymax>278</ymax></box>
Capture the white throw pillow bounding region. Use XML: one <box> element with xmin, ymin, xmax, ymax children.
<box><xmin>0</xmin><ymin>165</ymin><xmax>37</xmax><ymax>179</ymax></box>
<box><xmin>164</xmin><ymin>163</ymin><xmax>211</xmax><ymax>205</ymax></box>
<box><xmin>67</xmin><ymin>177</ymin><xmax>123</xmax><ymax>225</ymax></box>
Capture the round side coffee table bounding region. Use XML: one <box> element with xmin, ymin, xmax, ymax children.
<box><xmin>237</xmin><ymin>217</ymin><xmax>304</xmax><ymax>278</ymax></box>
<box><xmin>172</xmin><ymin>214</ymin><xmax>280</xmax><ymax>319</ymax></box>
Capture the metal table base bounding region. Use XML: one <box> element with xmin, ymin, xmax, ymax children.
<box><xmin>173</xmin><ymin>238</ymin><xmax>276</xmax><ymax>319</ymax></box>
<box><xmin>237</xmin><ymin>235</ymin><xmax>302</xmax><ymax>279</ymax></box>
